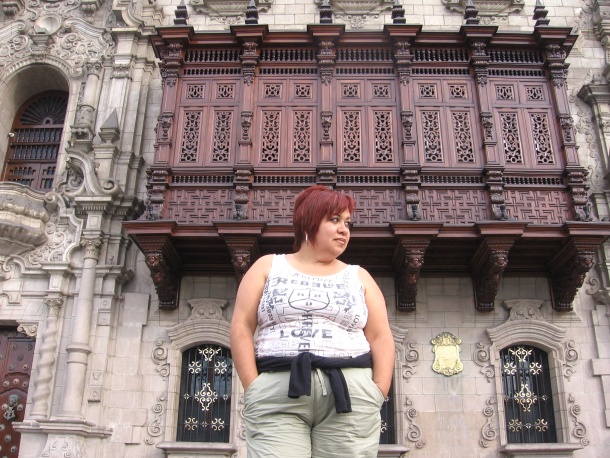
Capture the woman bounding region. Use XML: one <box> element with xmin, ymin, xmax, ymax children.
<box><xmin>230</xmin><ymin>185</ymin><xmax>395</xmax><ymax>458</ymax></box>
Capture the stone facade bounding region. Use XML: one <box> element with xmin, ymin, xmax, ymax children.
<box><xmin>0</xmin><ymin>1</ymin><xmax>609</xmax><ymax>457</ymax></box>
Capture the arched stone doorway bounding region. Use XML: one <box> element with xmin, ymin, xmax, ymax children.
<box><xmin>1</xmin><ymin>91</ymin><xmax>68</xmax><ymax>191</ymax></box>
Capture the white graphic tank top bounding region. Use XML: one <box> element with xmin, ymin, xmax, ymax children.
<box><xmin>254</xmin><ymin>254</ymin><xmax>371</xmax><ymax>358</ymax></box>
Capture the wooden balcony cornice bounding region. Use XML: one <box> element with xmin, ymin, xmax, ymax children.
<box><xmin>124</xmin><ymin>219</ymin><xmax>610</xmax><ymax>311</ymax></box>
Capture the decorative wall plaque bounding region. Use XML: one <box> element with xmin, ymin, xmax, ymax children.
<box><xmin>431</xmin><ymin>332</ymin><xmax>463</xmax><ymax>376</ymax></box>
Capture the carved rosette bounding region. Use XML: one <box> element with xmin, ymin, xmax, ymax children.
<box><xmin>144</xmin><ymin>249</ymin><xmax>181</xmax><ymax>310</ymax></box>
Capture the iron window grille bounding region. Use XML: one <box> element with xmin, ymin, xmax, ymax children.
<box><xmin>178</xmin><ymin>344</ymin><xmax>233</xmax><ymax>442</ymax></box>
<box><xmin>379</xmin><ymin>383</ymin><xmax>396</xmax><ymax>444</ymax></box>
<box><xmin>500</xmin><ymin>345</ymin><xmax>557</xmax><ymax>443</ymax></box>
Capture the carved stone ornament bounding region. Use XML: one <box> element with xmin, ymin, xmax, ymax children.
<box><xmin>0</xmin><ymin>183</ymin><xmax>50</xmax><ymax>257</ymax></box>
<box><xmin>191</xmin><ymin>0</ymin><xmax>273</xmax><ymax>15</ymax></box>
<box><xmin>316</xmin><ymin>0</ymin><xmax>395</xmax><ymax>29</ymax></box>
<box><xmin>431</xmin><ymin>332</ymin><xmax>463</xmax><ymax>376</ymax></box>
<box><xmin>0</xmin><ymin>15</ymin><xmax>115</xmax><ymax>79</ymax></box>
<box><xmin>442</xmin><ymin>0</ymin><xmax>524</xmax><ymax>20</ymax></box>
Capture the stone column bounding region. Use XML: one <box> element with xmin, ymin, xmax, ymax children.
<box><xmin>71</xmin><ymin>61</ymin><xmax>103</xmax><ymax>150</ymax></box>
<box><xmin>29</xmin><ymin>295</ymin><xmax>64</xmax><ymax>420</ymax></box>
<box><xmin>58</xmin><ymin>237</ymin><xmax>101</xmax><ymax>419</ymax></box>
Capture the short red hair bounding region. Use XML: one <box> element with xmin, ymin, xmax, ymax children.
<box><xmin>292</xmin><ymin>185</ymin><xmax>355</xmax><ymax>251</ymax></box>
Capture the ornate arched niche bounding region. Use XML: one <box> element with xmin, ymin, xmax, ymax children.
<box><xmin>160</xmin><ymin>298</ymin><xmax>237</xmax><ymax>457</ymax></box>
<box><xmin>486</xmin><ymin>299</ymin><xmax>584</xmax><ymax>455</ymax></box>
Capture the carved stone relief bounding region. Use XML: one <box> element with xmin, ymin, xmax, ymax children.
<box><xmin>401</xmin><ymin>341</ymin><xmax>420</xmax><ymax>382</ymax></box>
<box><xmin>0</xmin><ymin>14</ymin><xmax>115</xmax><ymax>79</ymax></box>
<box><xmin>315</xmin><ymin>0</ymin><xmax>395</xmax><ymax>29</ymax></box>
<box><xmin>479</xmin><ymin>397</ymin><xmax>498</xmax><ymax>448</ymax></box>
<box><xmin>442</xmin><ymin>0</ymin><xmax>525</xmax><ymax>24</ymax></box>
<box><xmin>473</xmin><ymin>342</ymin><xmax>494</xmax><ymax>383</ymax></box>
<box><xmin>568</xmin><ymin>394</ymin><xmax>589</xmax><ymax>446</ymax></box>
<box><xmin>404</xmin><ymin>396</ymin><xmax>425</xmax><ymax>449</ymax></box>
<box><xmin>191</xmin><ymin>0</ymin><xmax>274</xmax><ymax>26</ymax></box>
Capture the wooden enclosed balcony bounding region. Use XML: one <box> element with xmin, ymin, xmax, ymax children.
<box><xmin>124</xmin><ymin>23</ymin><xmax>610</xmax><ymax>313</ymax></box>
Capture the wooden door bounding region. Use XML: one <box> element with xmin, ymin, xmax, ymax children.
<box><xmin>0</xmin><ymin>329</ymin><xmax>35</xmax><ymax>457</ymax></box>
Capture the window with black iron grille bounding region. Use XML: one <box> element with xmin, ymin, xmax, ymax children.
<box><xmin>2</xmin><ymin>91</ymin><xmax>68</xmax><ymax>192</ymax></box>
<box><xmin>379</xmin><ymin>382</ymin><xmax>396</xmax><ymax>444</ymax></box>
<box><xmin>178</xmin><ymin>344</ymin><xmax>233</xmax><ymax>442</ymax></box>
<box><xmin>501</xmin><ymin>345</ymin><xmax>557</xmax><ymax>443</ymax></box>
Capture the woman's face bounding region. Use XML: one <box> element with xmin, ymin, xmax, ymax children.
<box><xmin>313</xmin><ymin>209</ymin><xmax>351</xmax><ymax>256</ymax></box>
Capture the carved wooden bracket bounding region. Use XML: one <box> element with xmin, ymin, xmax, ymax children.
<box><xmin>471</xmin><ymin>240</ymin><xmax>512</xmax><ymax>312</ymax></box>
<box><xmin>225</xmin><ymin>237</ymin><xmax>260</xmax><ymax>285</ymax></box>
<box><xmin>394</xmin><ymin>239</ymin><xmax>429</xmax><ymax>312</ymax></box>
<box><xmin>471</xmin><ymin>222</ymin><xmax>526</xmax><ymax>312</ymax></box>
<box><xmin>391</xmin><ymin>222</ymin><xmax>442</xmax><ymax>312</ymax></box>
<box><xmin>143</xmin><ymin>236</ymin><xmax>182</xmax><ymax>311</ymax></box>
<box><xmin>215</xmin><ymin>221</ymin><xmax>266</xmax><ymax>285</ymax></box>
<box><xmin>549</xmin><ymin>236</ymin><xmax>598</xmax><ymax>312</ymax></box>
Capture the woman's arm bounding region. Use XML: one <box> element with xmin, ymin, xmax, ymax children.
<box><xmin>230</xmin><ymin>254</ymin><xmax>273</xmax><ymax>391</ymax></box>
<box><xmin>360</xmin><ymin>268</ymin><xmax>395</xmax><ymax>397</ymax></box>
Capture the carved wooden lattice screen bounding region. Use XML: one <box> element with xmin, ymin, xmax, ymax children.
<box><xmin>155</xmin><ymin>33</ymin><xmax>574</xmax><ymax>228</ymax></box>
<box><xmin>2</xmin><ymin>91</ymin><xmax>68</xmax><ymax>192</ymax></box>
